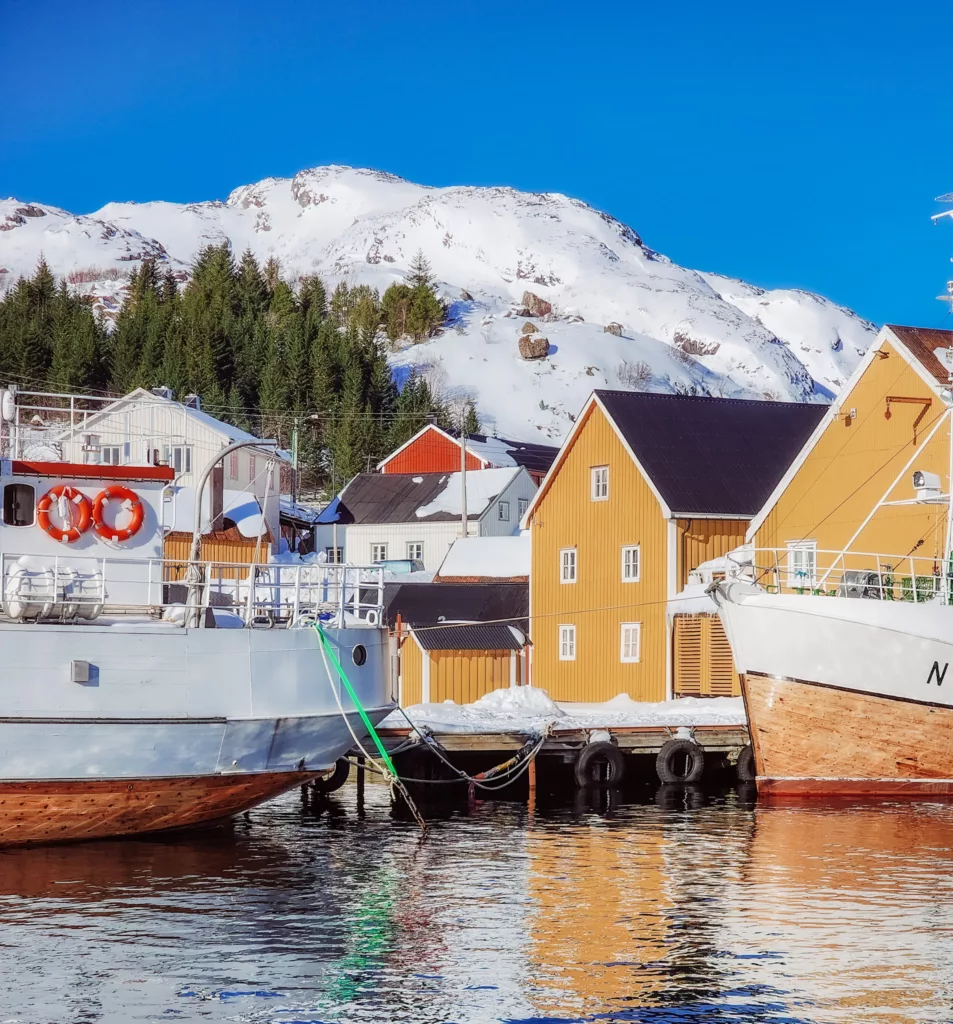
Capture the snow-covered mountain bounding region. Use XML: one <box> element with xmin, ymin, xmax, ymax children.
<box><xmin>0</xmin><ymin>166</ymin><xmax>876</xmax><ymax>441</ymax></box>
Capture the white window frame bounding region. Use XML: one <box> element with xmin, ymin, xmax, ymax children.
<box><xmin>558</xmin><ymin>624</ymin><xmax>576</xmax><ymax>661</ymax></box>
<box><xmin>620</xmin><ymin>622</ymin><xmax>641</xmax><ymax>663</ymax></box>
<box><xmin>166</xmin><ymin>445</ymin><xmax>191</xmax><ymax>475</ymax></box>
<box><xmin>621</xmin><ymin>544</ymin><xmax>640</xmax><ymax>582</ymax></box>
<box><xmin>591</xmin><ymin>465</ymin><xmax>609</xmax><ymax>501</ymax></box>
<box><xmin>406</xmin><ymin>541</ymin><xmax>424</xmax><ymax>561</ymax></box>
<box><xmin>560</xmin><ymin>547</ymin><xmax>577</xmax><ymax>584</ymax></box>
<box><xmin>372</xmin><ymin>543</ymin><xmax>389</xmax><ymax>562</ymax></box>
<box><xmin>229</xmin><ymin>452</ymin><xmax>239</xmax><ymax>480</ymax></box>
<box><xmin>518</xmin><ymin>497</ymin><xmax>529</xmax><ymax>519</ymax></box>
<box><xmin>325</xmin><ymin>547</ymin><xmax>342</xmax><ymax>564</ymax></box>
<box><xmin>248</xmin><ymin>454</ymin><xmax>256</xmax><ymax>483</ymax></box>
<box><xmin>100</xmin><ymin>445</ymin><xmax>123</xmax><ymax>466</ymax></box>
<box><xmin>786</xmin><ymin>540</ymin><xmax>817</xmax><ymax>589</ymax></box>
<box><xmin>498</xmin><ymin>500</ymin><xmax>510</xmax><ymax>522</ymax></box>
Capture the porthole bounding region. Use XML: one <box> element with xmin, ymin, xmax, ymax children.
<box><xmin>352</xmin><ymin>644</ymin><xmax>367</xmax><ymax>667</ymax></box>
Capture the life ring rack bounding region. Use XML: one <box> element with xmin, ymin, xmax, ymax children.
<box><xmin>36</xmin><ymin>485</ymin><xmax>93</xmax><ymax>544</ymax></box>
<box><xmin>91</xmin><ymin>485</ymin><xmax>145</xmax><ymax>543</ymax></box>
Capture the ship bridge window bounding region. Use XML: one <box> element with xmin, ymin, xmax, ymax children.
<box><xmin>3</xmin><ymin>483</ymin><xmax>35</xmax><ymax>527</ymax></box>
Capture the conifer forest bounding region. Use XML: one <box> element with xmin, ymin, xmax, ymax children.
<box><xmin>0</xmin><ymin>246</ymin><xmax>478</xmax><ymax>493</ymax></box>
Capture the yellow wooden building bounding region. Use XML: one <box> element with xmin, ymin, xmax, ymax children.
<box><xmin>398</xmin><ymin>622</ymin><xmax>528</xmax><ymax>705</ymax></box>
<box><xmin>748</xmin><ymin>325</ymin><xmax>953</xmax><ymax>579</ymax></box>
<box><xmin>522</xmin><ymin>390</ymin><xmax>825</xmax><ymax>702</ymax></box>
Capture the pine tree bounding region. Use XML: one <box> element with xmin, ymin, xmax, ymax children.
<box><xmin>407</xmin><ymin>249</ymin><xmax>434</xmax><ymax>289</ymax></box>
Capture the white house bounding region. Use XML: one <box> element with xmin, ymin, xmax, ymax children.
<box><xmin>54</xmin><ymin>388</ymin><xmax>288</xmax><ymax>549</ymax></box>
<box><xmin>316</xmin><ymin>467</ymin><xmax>537</xmax><ymax>571</ymax></box>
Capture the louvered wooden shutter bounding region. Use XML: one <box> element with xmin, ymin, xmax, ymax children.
<box><xmin>707</xmin><ymin>616</ymin><xmax>738</xmax><ymax>696</ymax></box>
<box><xmin>674</xmin><ymin>615</ymin><xmax>703</xmax><ymax>696</ymax></box>
<box><xmin>673</xmin><ymin>614</ymin><xmax>741</xmax><ymax>697</ymax></box>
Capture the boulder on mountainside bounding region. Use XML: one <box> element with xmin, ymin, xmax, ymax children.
<box><xmin>604</xmin><ymin>322</ymin><xmax>623</xmax><ymax>336</ymax></box>
<box><xmin>520</xmin><ymin>322</ymin><xmax>539</xmax><ymax>335</ymax></box>
<box><xmin>521</xmin><ymin>290</ymin><xmax>552</xmax><ymax>317</ymax></box>
<box><xmin>15</xmin><ymin>205</ymin><xmax>46</xmax><ymax>218</ymax></box>
<box><xmin>460</xmin><ymin>289</ymin><xmax>473</xmax><ymax>301</ymax></box>
<box><xmin>519</xmin><ymin>335</ymin><xmax>550</xmax><ymax>360</ymax></box>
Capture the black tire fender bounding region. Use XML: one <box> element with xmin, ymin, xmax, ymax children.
<box><xmin>655</xmin><ymin>738</ymin><xmax>705</xmax><ymax>784</ymax></box>
<box><xmin>735</xmin><ymin>744</ymin><xmax>756</xmax><ymax>783</ymax></box>
<box><xmin>574</xmin><ymin>740</ymin><xmax>625</xmax><ymax>788</ymax></box>
<box><xmin>313</xmin><ymin>758</ymin><xmax>350</xmax><ymax>794</ymax></box>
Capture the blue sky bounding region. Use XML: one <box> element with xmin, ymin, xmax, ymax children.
<box><xmin>2</xmin><ymin>0</ymin><xmax>952</xmax><ymax>328</ymax></box>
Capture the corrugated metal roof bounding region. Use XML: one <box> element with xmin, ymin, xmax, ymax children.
<box><xmin>595</xmin><ymin>390</ymin><xmax>826</xmax><ymax>517</ymax></box>
<box><xmin>467</xmin><ymin>433</ymin><xmax>559</xmax><ymax>474</ymax></box>
<box><xmin>317</xmin><ymin>469</ymin><xmax>518</xmax><ymax>525</ymax></box>
<box><xmin>383</xmin><ymin>581</ymin><xmax>528</xmax><ymax>630</ymax></box>
<box><xmin>412</xmin><ymin>622</ymin><xmax>525</xmax><ymax>651</ymax></box>
<box><xmin>886</xmin><ymin>325</ymin><xmax>953</xmax><ymax>386</ymax></box>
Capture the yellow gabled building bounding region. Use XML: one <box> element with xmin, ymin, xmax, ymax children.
<box><xmin>748</xmin><ymin>325</ymin><xmax>953</xmax><ymax>579</ymax></box>
<box><xmin>522</xmin><ymin>390</ymin><xmax>825</xmax><ymax>702</ymax></box>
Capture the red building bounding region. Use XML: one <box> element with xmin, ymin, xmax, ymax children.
<box><xmin>378</xmin><ymin>424</ymin><xmax>558</xmax><ymax>486</ymax></box>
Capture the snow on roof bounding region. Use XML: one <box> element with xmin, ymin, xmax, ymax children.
<box><xmin>464</xmin><ymin>435</ymin><xmax>518</xmax><ymax>467</ymax></box>
<box><xmin>279</xmin><ymin>497</ymin><xmax>325</xmax><ymax>524</ymax></box>
<box><xmin>172</xmin><ymin>486</ymin><xmax>268</xmax><ymax>538</ymax></box>
<box><xmin>415</xmin><ymin>467</ymin><xmax>519</xmax><ymax>520</ymax></box>
<box><xmin>436</xmin><ymin>535</ymin><xmax>530</xmax><ymax>580</ymax></box>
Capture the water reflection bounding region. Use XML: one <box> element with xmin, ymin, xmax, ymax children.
<box><xmin>0</xmin><ymin>785</ymin><xmax>952</xmax><ymax>1022</ymax></box>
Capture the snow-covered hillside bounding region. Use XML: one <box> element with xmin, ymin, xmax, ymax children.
<box><xmin>0</xmin><ymin>166</ymin><xmax>876</xmax><ymax>441</ymax></box>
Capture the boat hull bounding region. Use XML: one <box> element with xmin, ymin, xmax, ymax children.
<box><xmin>0</xmin><ymin>771</ymin><xmax>320</xmax><ymax>846</ymax></box>
<box><xmin>717</xmin><ymin>586</ymin><xmax>953</xmax><ymax>797</ymax></box>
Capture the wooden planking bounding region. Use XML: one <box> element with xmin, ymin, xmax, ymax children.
<box><xmin>744</xmin><ymin>671</ymin><xmax>953</xmax><ymax>789</ymax></box>
<box><xmin>755</xmin><ymin>341</ymin><xmax>950</xmax><ymax>559</ymax></box>
<box><xmin>381</xmin><ymin>429</ymin><xmax>483</xmax><ymax>474</ymax></box>
<box><xmin>529</xmin><ymin>403</ymin><xmax>668</xmax><ymax>702</ymax></box>
<box><xmin>673</xmin><ymin>615</ymin><xmax>740</xmax><ymax>697</ymax></box>
<box><xmin>163</xmin><ymin>533</ymin><xmax>268</xmax><ymax>576</ymax></box>
<box><xmin>399</xmin><ymin>636</ymin><xmax>423</xmax><ymax>706</ymax></box>
<box><xmin>0</xmin><ymin>771</ymin><xmax>315</xmax><ymax>846</ymax></box>
<box><xmin>677</xmin><ymin>518</ymin><xmax>749</xmax><ymax>590</ymax></box>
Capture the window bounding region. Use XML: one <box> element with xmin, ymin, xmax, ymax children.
<box><xmin>372</xmin><ymin>543</ymin><xmax>389</xmax><ymax>562</ymax></box>
<box><xmin>248</xmin><ymin>455</ymin><xmax>256</xmax><ymax>483</ymax></box>
<box><xmin>165</xmin><ymin>445</ymin><xmax>191</xmax><ymax>475</ymax></box>
<box><xmin>100</xmin><ymin>445</ymin><xmax>122</xmax><ymax>466</ymax></box>
<box><xmin>406</xmin><ymin>542</ymin><xmax>424</xmax><ymax>561</ymax></box>
<box><xmin>518</xmin><ymin>497</ymin><xmax>529</xmax><ymax>519</ymax></box>
<box><xmin>621</xmin><ymin>545</ymin><xmax>640</xmax><ymax>582</ymax></box>
<box><xmin>498</xmin><ymin>500</ymin><xmax>510</xmax><ymax>522</ymax></box>
<box><xmin>620</xmin><ymin>622</ymin><xmax>641</xmax><ymax>663</ymax></box>
<box><xmin>324</xmin><ymin>547</ymin><xmax>342</xmax><ymax>564</ymax></box>
<box><xmin>591</xmin><ymin>465</ymin><xmax>609</xmax><ymax>501</ymax></box>
<box><xmin>560</xmin><ymin>547</ymin><xmax>577</xmax><ymax>583</ymax></box>
<box><xmin>2</xmin><ymin>484</ymin><xmax>34</xmax><ymax>527</ymax></box>
<box><xmin>786</xmin><ymin>541</ymin><xmax>817</xmax><ymax>588</ymax></box>
<box><xmin>558</xmin><ymin>624</ymin><xmax>576</xmax><ymax>661</ymax></box>
<box><xmin>229</xmin><ymin>452</ymin><xmax>239</xmax><ymax>480</ymax></box>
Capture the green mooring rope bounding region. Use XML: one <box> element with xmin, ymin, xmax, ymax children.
<box><xmin>315</xmin><ymin>622</ymin><xmax>398</xmax><ymax>777</ymax></box>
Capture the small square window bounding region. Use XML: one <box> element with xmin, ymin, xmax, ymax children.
<box><xmin>559</xmin><ymin>624</ymin><xmax>576</xmax><ymax>661</ymax></box>
<box><xmin>620</xmin><ymin>622</ymin><xmax>641</xmax><ymax>663</ymax></box>
<box><xmin>3</xmin><ymin>483</ymin><xmax>35</xmax><ymax>527</ymax></box>
<box><xmin>621</xmin><ymin>545</ymin><xmax>640</xmax><ymax>582</ymax></box>
<box><xmin>248</xmin><ymin>455</ymin><xmax>256</xmax><ymax>483</ymax></box>
<box><xmin>325</xmin><ymin>547</ymin><xmax>342</xmax><ymax>564</ymax></box>
<box><xmin>229</xmin><ymin>452</ymin><xmax>239</xmax><ymax>480</ymax></box>
<box><xmin>498</xmin><ymin>500</ymin><xmax>510</xmax><ymax>521</ymax></box>
<box><xmin>518</xmin><ymin>497</ymin><xmax>529</xmax><ymax>519</ymax></box>
<box><xmin>372</xmin><ymin>543</ymin><xmax>388</xmax><ymax>562</ymax></box>
<box><xmin>560</xmin><ymin>547</ymin><xmax>577</xmax><ymax>584</ymax></box>
<box><xmin>591</xmin><ymin>466</ymin><xmax>609</xmax><ymax>501</ymax></box>
<box><xmin>407</xmin><ymin>542</ymin><xmax>424</xmax><ymax>561</ymax></box>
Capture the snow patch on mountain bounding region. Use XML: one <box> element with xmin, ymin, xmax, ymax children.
<box><xmin>0</xmin><ymin>166</ymin><xmax>877</xmax><ymax>442</ymax></box>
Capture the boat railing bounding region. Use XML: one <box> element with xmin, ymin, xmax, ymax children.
<box><xmin>725</xmin><ymin>548</ymin><xmax>950</xmax><ymax>603</ymax></box>
<box><xmin>0</xmin><ymin>552</ymin><xmax>386</xmax><ymax>627</ymax></box>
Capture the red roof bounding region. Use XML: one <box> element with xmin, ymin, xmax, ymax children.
<box><xmin>9</xmin><ymin>461</ymin><xmax>175</xmax><ymax>482</ymax></box>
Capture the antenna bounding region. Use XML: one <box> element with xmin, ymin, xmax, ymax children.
<box><xmin>934</xmin><ymin>193</ymin><xmax>953</xmax><ymax>302</ymax></box>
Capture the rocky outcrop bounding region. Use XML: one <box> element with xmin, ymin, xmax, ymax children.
<box><xmin>521</xmin><ymin>290</ymin><xmax>552</xmax><ymax>317</ymax></box>
<box><xmin>604</xmin><ymin>322</ymin><xmax>623</xmax><ymax>336</ymax></box>
<box><xmin>15</xmin><ymin>205</ymin><xmax>46</xmax><ymax>218</ymax></box>
<box><xmin>520</xmin><ymin>322</ymin><xmax>539</xmax><ymax>335</ymax></box>
<box><xmin>460</xmin><ymin>289</ymin><xmax>473</xmax><ymax>301</ymax></box>
<box><xmin>519</xmin><ymin>335</ymin><xmax>550</xmax><ymax>360</ymax></box>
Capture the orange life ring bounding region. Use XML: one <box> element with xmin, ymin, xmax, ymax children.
<box><xmin>92</xmin><ymin>485</ymin><xmax>145</xmax><ymax>543</ymax></box>
<box><xmin>37</xmin><ymin>485</ymin><xmax>93</xmax><ymax>544</ymax></box>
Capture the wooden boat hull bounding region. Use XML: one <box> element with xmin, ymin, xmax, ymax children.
<box><xmin>744</xmin><ymin>671</ymin><xmax>953</xmax><ymax>799</ymax></box>
<box><xmin>0</xmin><ymin>771</ymin><xmax>319</xmax><ymax>846</ymax></box>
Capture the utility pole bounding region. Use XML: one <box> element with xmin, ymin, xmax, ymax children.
<box><xmin>291</xmin><ymin>417</ymin><xmax>299</xmax><ymax>504</ymax></box>
<box><xmin>460</xmin><ymin>406</ymin><xmax>468</xmax><ymax>538</ymax></box>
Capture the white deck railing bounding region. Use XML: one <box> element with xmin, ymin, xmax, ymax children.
<box><xmin>0</xmin><ymin>553</ymin><xmax>385</xmax><ymax>627</ymax></box>
<box><xmin>726</xmin><ymin>548</ymin><xmax>950</xmax><ymax>604</ymax></box>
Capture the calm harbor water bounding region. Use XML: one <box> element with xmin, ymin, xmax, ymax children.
<box><xmin>1</xmin><ymin>784</ymin><xmax>952</xmax><ymax>1024</ymax></box>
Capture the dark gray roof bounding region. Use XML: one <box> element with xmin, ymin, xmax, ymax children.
<box><xmin>468</xmin><ymin>432</ymin><xmax>559</xmax><ymax>475</ymax></box>
<box><xmin>594</xmin><ymin>390</ymin><xmax>826</xmax><ymax>517</ymax></box>
<box><xmin>414</xmin><ymin>622</ymin><xmax>525</xmax><ymax>651</ymax></box>
<box><xmin>317</xmin><ymin>470</ymin><xmax>516</xmax><ymax>526</ymax></box>
<box><xmin>382</xmin><ymin>582</ymin><xmax>528</xmax><ymax>631</ymax></box>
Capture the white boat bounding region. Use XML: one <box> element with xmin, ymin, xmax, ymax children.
<box><xmin>0</xmin><ymin>387</ymin><xmax>395</xmax><ymax>844</ymax></box>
